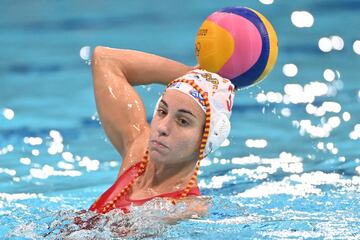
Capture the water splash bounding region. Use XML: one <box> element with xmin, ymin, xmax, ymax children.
<box><xmin>41</xmin><ymin>197</ymin><xmax>210</xmax><ymax>239</ymax></box>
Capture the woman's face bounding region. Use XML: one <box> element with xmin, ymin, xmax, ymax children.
<box><xmin>149</xmin><ymin>90</ymin><xmax>205</xmax><ymax>165</ymax></box>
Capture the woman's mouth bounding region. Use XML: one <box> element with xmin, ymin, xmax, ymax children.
<box><xmin>150</xmin><ymin>140</ymin><xmax>169</xmax><ymax>149</ymax></box>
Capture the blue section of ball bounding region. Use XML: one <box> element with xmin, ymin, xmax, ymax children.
<box><xmin>220</xmin><ymin>7</ymin><xmax>270</xmax><ymax>88</ymax></box>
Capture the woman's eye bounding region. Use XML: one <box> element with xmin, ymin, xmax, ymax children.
<box><xmin>157</xmin><ymin>109</ymin><xmax>166</xmax><ymax>117</ymax></box>
<box><xmin>178</xmin><ymin>118</ymin><xmax>189</xmax><ymax>126</ymax></box>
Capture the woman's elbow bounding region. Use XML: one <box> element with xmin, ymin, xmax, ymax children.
<box><xmin>91</xmin><ymin>46</ymin><xmax>120</xmax><ymax>75</ymax></box>
<box><xmin>92</xmin><ymin>46</ymin><xmax>124</xmax><ymax>71</ymax></box>
<box><xmin>92</xmin><ymin>46</ymin><xmax>107</xmax><ymax>63</ymax></box>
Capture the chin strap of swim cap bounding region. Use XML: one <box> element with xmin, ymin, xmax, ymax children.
<box><xmin>152</xmin><ymin>70</ymin><xmax>235</xmax><ymax>204</ymax></box>
<box><xmin>165</xmin><ymin>78</ymin><xmax>211</xmax><ymax>203</ymax></box>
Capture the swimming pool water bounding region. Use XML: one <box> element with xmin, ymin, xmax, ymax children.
<box><xmin>1</xmin><ymin>0</ymin><xmax>360</xmax><ymax>239</ymax></box>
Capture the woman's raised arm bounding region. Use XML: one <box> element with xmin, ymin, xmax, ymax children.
<box><xmin>91</xmin><ymin>46</ymin><xmax>192</xmax><ymax>161</ymax></box>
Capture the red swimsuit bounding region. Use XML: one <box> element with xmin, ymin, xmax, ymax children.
<box><xmin>89</xmin><ymin>162</ymin><xmax>200</xmax><ymax>213</ymax></box>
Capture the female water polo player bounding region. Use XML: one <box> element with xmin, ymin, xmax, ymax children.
<box><xmin>88</xmin><ymin>46</ymin><xmax>235</xmax><ymax>219</ymax></box>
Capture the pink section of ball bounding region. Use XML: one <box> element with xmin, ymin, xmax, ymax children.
<box><xmin>208</xmin><ymin>12</ymin><xmax>262</xmax><ymax>79</ymax></box>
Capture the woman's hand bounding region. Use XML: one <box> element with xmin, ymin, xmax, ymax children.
<box><xmin>162</xmin><ymin>196</ymin><xmax>211</xmax><ymax>224</ymax></box>
<box><xmin>192</xmin><ymin>64</ymin><xmax>201</xmax><ymax>70</ymax></box>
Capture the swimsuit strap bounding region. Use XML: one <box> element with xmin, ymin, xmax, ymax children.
<box><xmin>89</xmin><ymin>161</ymin><xmax>142</xmax><ymax>212</ymax></box>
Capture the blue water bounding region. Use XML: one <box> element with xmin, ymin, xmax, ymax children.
<box><xmin>1</xmin><ymin>0</ymin><xmax>360</xmax><ymax>239</ymax></box>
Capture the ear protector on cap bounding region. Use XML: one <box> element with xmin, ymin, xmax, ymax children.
<box><xmin>205</xmin><ymin>110</ymin><xmax>231</xmax><ymax>155</ymax></box>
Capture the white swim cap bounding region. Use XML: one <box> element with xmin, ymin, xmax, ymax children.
<box><xmin>163</xmin><ymin>69</ymin><xmax>235</xmax><ymax>156</ymax></box>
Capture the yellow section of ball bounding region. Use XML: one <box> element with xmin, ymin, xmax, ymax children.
<box><xmin>195</xmin><ymin>19</ymin><xmax>234</xmax><ymax>73</ymax></box>
<box><xmin>248</xmin><ymin>8</ymin><xmax>278</xmax><ymax>84</ymax></box>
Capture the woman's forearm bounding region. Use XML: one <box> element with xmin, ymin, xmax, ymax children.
<box><xmin>92</xmin><ymin>46</ymin><xmax>193</xmax><ymax>86</ymax></box>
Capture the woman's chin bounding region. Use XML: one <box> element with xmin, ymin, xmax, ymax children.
<box><xmin>149</xmin><ymin>148</ymin><xmax>168</xmax><ymax>162</ymax></box>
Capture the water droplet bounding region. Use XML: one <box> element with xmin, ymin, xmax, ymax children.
<box><xmin>319</xmin><ymin>37</ymin><xmax>332</xmax><ymax>52</ymax></box>
<box><xmin>259</xmin><ymin>0</ymin><xmax>274</xmax><ymax>4</ymax></box>
<box><xmin>281</xmin><ymin>108</ymin><xmax>291</xmax><ymax>117</ymax></box>
<box><xmin>353</xmin><ymin>40</ymin><xmax>360</xmax><ymax>55</ymax></box>
<box><xmin>342</xmin><ymin>112</ymin><xmax>351</xmax><ymax>122</ymax></box>
<box><xmin>323</xmin><ymin>69</ymin><xmax>336</xmax><ymax>82</ymax></box>
<box><xmin>282</xmin><ymin>64</ymin><xmax>298</xmax><ymax>77</ymax></box>
<box><xmin>31</xmin><ymin>149</ymin><xmax>40</xmax><ymax>156</ymax></box>
<box><xmin>3</xmin><ymin>108</ymin><xmax>15</xmax><ymax>120</ymax></box>
<box><xmin>330</xmin><ymin>36</ymin><xmax>344</xmax><ymax>51</ymax></box>
<box><xmin>79</xmin><ymin>46</ymin><xmax>91</xmax><ymax>61</ymax></box>
<box><xmin>256</xmin><ymin>92</ymin><xmax>267</xmax><ymax>103</ymax></box>
<box><xmin>326</xmin><ymin>142</ymin><xmax>334</xmax><ymax>150</ymax></box>
<box><xmin>20</xmin><ymin>157</ymin><xmax>31</xmax><ymax>165</ymax></box>
<box><xmin>291</xmin><ymin>11</ymin><xmax>314</xmax><ymax>28</ymax></box>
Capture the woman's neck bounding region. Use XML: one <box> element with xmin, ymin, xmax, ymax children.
<box><xmin>137</xmin><ymin>158</ymin><xmax>197</xmax><ymax>193</ymax></box>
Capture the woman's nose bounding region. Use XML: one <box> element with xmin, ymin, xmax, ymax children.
<box><xmin>157</xmin><ymin>117</ymin><xmax>171</xmax><ymax>136</ymax></box>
